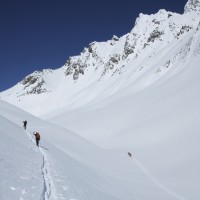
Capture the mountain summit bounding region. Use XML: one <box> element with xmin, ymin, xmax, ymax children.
<box><xmin>184</xmin><ymin>0</ymin><xmax>200</xmax><ymax>13</ymax></box>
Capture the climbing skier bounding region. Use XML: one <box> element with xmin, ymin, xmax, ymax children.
<box><xmin>33</xmin><ymin>132</ymin><xmax>40</xmax><ymax>147</ymax></box>
<box><xmin>128</xmin><ymin>152</ymin><xmax>132</xmax><ymax>157</ymax></box>
<box><xmin>23</xmin><ymin>120</ymin><xmax>27</xmax><ymax>130</ymax></box>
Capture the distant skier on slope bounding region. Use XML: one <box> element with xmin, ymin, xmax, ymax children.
<box><xmin>33</xmin><ymin>132</ymin><xmax>40</xmax><ymax>147</ymax></box>
<box><xmin>23</xmin><ymin>120</ymin><xmax>27</xmax><ymax>130</ymax></box>
<box><xmin>128</xmin><ymin>152</ymin><xmax>132</xmax><ymax>157</ymax></box>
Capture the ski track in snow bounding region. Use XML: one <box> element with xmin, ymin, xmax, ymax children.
<box><xmin>40</xmin><ymin>148</ymin><xmax>54</xmax><ymax>200</ymax></box>
<box><xmin>25</xmin><ymin>128</ymin><xmax>188</xmax><ymax>200</ymax></box>
<box><xmin>25</xmin><ymin>130</ymin><xmax>57</xmax><ymax>200</ymax></box>
<box><xmin>131</xmin><ymin>158</ymin><xmax>188</xmax><ymax>200</ymax></box>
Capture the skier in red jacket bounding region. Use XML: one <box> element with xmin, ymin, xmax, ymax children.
<box><xmin>34</xmin><ymin>132</ymin><xmax>40</xmax><ymax>147</ymax></box>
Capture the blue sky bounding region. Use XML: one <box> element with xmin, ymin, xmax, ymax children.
<box><xmin>0</xmin><ymin>0</ymin><xmax>188</xmax><ymax>92</ymax></box>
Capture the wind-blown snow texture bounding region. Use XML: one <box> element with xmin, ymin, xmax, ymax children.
<box><xmin>0</xmin><ymin>0</ymin><xmax>200</xmax><ymax>199</ymax></box>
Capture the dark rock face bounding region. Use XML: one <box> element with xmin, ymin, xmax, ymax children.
<box><xmin>147</xmin><ymin>30</ymin><xmax>164</xmax><ymax>43</ymax></box>
<box><xmin>20</xmin><ymin>71</ymin><xmax>51</xmax><ymax>95</ymax></box>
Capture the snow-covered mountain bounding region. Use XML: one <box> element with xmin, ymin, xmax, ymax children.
<box><xmin>1</xmin><ymin>0</ymin><xmax>200</xmax><ymax>117</ymax></box>
<box><xmin>1</xmin><ymin>1</ymin><xmax>200</xmax><ymax>199</ymax></box>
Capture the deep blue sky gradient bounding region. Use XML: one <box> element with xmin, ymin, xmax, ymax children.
<box><xmin>0</xmin><ymin>0</ymin><xmax>188</xmax><ymax>91</ymax></box>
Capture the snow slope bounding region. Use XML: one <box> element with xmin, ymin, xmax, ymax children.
<box><xmin>1</xmin><ymin>100</ymin><xmax>172</xmax><ymax>200</ymax></box>
<box><xmin>0</xmin><ymin>101</ymin><xmax>128</xmax><ymax>200</ymax></box>
<box><xmin>2</xmin><ymin>99</ymin><xmax>199</xmax><ymax>200</ymax></box>
<box><xmin>45</xmin><ymin>41</ymin><xmax>200</xmax><ymax>200</ymax></box>
<box><xmin>1</xmin><ymin>93</ymin><xmax>200</xmax><ymax>200</ymax></box>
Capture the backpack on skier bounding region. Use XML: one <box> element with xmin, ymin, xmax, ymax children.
<box><xmin>35</xmin><ymin>132</ymin><xmax>40</xmax><ymax>140</ymax></box>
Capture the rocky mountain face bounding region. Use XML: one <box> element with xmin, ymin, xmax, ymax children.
<box><xmin>0</xmin><ymin>0</ymin><xmax>200</xmax><ymax>115</ymax></box>
<box><xmin>61</xmin><ymin>0</ymin><xmax>199</xmax><ymax>83</ymax></box>
<box><xmin>20</xmin><ymin>70</ymin><xmax>52</xmax><ymax>95</ymax></box>
<box><xmin>184</xmin><ymin>0</ymin><xmax>200</xmax><ymax>13</ymax></box>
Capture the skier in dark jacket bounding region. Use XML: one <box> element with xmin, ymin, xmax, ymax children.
<box><xmin>23</xmin><ymin>120</ymin><xmax>27</xmax><ymax>130</ymax></box>
<box><xmin>128</xmin><ymin>152</ymin><xmax>132</xmax><ymax>157</ymax></box>
<box><xmin>34</xmin><ymin>132</ymin><xmax>40</xmax><ymax>147</ymax></box>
